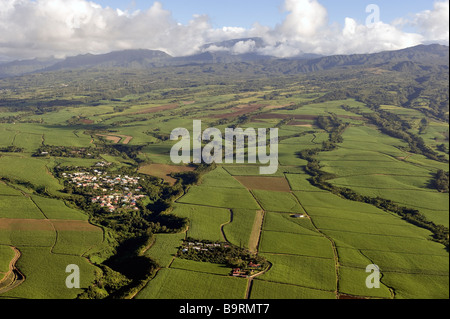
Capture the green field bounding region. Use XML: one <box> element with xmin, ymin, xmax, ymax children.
<box><xmin>171</xmin><ymin>204</ymin><xmax>230</xmax><ymax>241</ymax></box>
<box><xmin>258</xmin><ymin>231</ymin><xmax>334</xmax><ymax>259</ymax></box>
<box><xmin>262</xmin><ymin>212</ymin><xmax>320</xmax><ymax>236</ymax></box>
<box><xmin>250</xmin><ymin>279</ymin><xmax>336</xmax><ymax>299</ymax></box>
<box><xmin>258</xmin><ymin>254</ymin><xmax>336</xmax><ymax>291</ymax></box>
<box><xmin>31</xmin><ymin>196</ymin><xmax>89</xmax><ymax>221</ymax></box>
<box><xmin>199</xmin><ymin>167</ymin><xmax>246</xmax><ymax>189</ymax></box>
<box><xmin>177</xmin><ymin>187</ymin><xmax>260</xmax><ymax>210</ymax></box>
<box><xmin>0</xmin><ymin>154</ymin><xmax>63</xmax><ymax>195</ymax></box>
<box><xmin>338</xmin><ymin>267</ymin><xmax>393</xmax><ymax>299</ymax></box>
<box><xmin>1</xmin><ymin>247</ymin><xmax>99</xmax><ymax>299</ymax></box>
<box><xmin>145</xmin><ymin>232</ymin><xmax>186</xmax><ymax>268</ymax></box>
<box><xmin>136</xmin><ymin>268</ymin><xmax>247</xmax><ymax>299</ymax></box>
<box><xmin>0</xmin><ymin>182</ymin><xmax>23</xmax><ymax>196</ymax></box>
<box><xmin>252</xmin><ymin>190</ymin><xmax>305</xmax><ymax>213</ymax></box>
<box><xmin>170</xmin><ymin>259</ymin><xmax>231</xmax><ymax>276</ymax></box>
<box><xmin>0</xmin><ymin>195</ymin><xmax>44</xmax><ymax>219</ymax></box>
<box><xmin>0</xmin><ymin>246</ymin><xmax>14</xmax><ymax>274</ymax></box>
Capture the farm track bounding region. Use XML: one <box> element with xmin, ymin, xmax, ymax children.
<box><xmin>247</xmin><ymin>210</ymin><xmax>264</xmax><ymax>254</ymax></box>
<box><xmin>244</xmin><ymin>261</ymin><xmax>273</xmax><ymax>300</ymax></box>
<box><xmin>0</xmin><ymin>247</ymin><xmax>25</xmax><ymax>295</ymax></box>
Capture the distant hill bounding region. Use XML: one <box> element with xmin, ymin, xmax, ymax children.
<box><xmin>0</xmin><ymin>57</ymin><xmax>61</xmax><ymax>77</ymax></box>
<box><xmin>0</xmin><ymin>43</ymin><xmax>448</xmax><ymax>78</ymax></box>
<box><xmin>171</xmin><ymin>51</ymin><xmax>276</xmax><ymax>65</ymax></box>
<box><xmin>259</xmin><ymin>44</ymin><xmax>449</xmax><ymax>74</ymax></box>
<box><xmin>43</xmin><ymin>49</ymin><xmax>172</xmax><ymax>71</ymax></box>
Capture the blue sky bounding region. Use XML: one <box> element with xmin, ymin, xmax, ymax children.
<box><xmin>95</xmin><ymin>0</ymin><xmax>438</xmax><ymax>29</ymax></box>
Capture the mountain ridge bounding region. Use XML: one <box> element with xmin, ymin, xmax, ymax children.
<box><xmin>0</xmin><ymin>43</ymin><xmax>448</xmax><ymax>78</ymax></box>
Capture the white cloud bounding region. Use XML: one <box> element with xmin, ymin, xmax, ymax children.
<box><xmin>279</xmin><ymin>0</ymin><xmax>328</xmax><ymax>39</ymax></box>
<box><xmin>410</xmin><ymin>0</ymin><xmax>449</xmax><ymax>43</ymax></box>
<box><xmin>0</xmin><ymin>0</ymin><xmax>448</xmax><ymax>61</ymax></box>
<box><xmin>232</xmin><ymin>40</ymin><xmax>257</xmax><ymax>54</ymax></box>
<box><xmin>0</xmin><ymin>0</ymin><xmax>227</xmax><ymax>60</ymax></box>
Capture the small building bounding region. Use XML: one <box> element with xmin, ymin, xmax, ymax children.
<box><xmin>232</xmin><ymin>269</ymin><xmax>241</xmax><ymax>276</ymax></box>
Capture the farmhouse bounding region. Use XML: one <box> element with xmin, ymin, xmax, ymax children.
<box><xmin>248</xmin><ymin>262</ymin><xmax>261</xmax><ymax>269</ymax></box>
<box><xmin>232</xmin><ymin>268</ymin><xmax>249</xmax><ymax>277</ymax></box>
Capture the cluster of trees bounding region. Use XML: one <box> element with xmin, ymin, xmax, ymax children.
<box><xmin>105</xmin><ymin>144</ymin><xmax>145</xmax><ymax>163</ymax></box>
<box><xmin>0</xmin><ymin>115</ymin><xmax>21</xmax><ymax>123</ymax></box>
<box><xmin>34</xmin><ymin>145</ymin><xmax>102</xmax><ymax>159</ymax></box>
<box><xmin>66</xmin><ymin>116</ymin><xmax>94</xmax><ymax>125</ymax></box>
<box><xmin>437</xmin><ymin>144</ymin><xmax>448</xmax><ymax>153</ymax></box>
<box><xmin>262</xmin><ymin>91</ymin><xmax>280</xmax><ymax>100</ymax></box>
<box><xmin>170</xmin><ymin>163</ymin><xmax>217</xmax><ymax>189</ymax></box>
<box><xmin>419</xmin><ymin>118</ymin><xmax>429</xmax><ymax>134</ymax></box>
<box><xmin>178</xmin><ymin>238</ymin><xmax>268</xmax><ymax>270</ymax></box>
<box><xmin>316</xmin><ymin>114</ymin><xmax>348</xmax><ymax>144</ymax></box>
<box><xmin>145</xmin><ymin>130</ymin><xmax>170</xmax><ymax>142</ymax></box>
<box><xmin>431</xmin><ymin>170</ymin><xmax>449</xmax><ymax>193</ymax></box>
<box><xmin>0</xmin><ymin>145</ymin><xmax>23</xmax><ymax>153</ymax></box>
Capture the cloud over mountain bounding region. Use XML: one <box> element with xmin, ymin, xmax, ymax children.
<box><xmin>0</xmin><ymin>0</ymin><xmax>448</xmax><ymax>62</ymax></box>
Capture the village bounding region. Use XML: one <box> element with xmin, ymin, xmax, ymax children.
<box><xmin>62</xmin><ymin>164</ymin><xmax>147</xmax><ymax>213</ymax></box>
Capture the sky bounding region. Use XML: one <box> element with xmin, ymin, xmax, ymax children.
<box><xmin>93</xmin><ymin>0</ymin><xmax>441</xmax><ymax>29</ymax></box>
<box><xmin>0</xmin><ymin>0</ymin><xmax>448</xmax><ymax>61</ymax></box>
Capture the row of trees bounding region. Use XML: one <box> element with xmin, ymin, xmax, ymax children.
<box><xmin>0</xmin><ymin>145</ymin><xmax>23</xmax><ymax>153</ymax></box>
